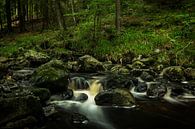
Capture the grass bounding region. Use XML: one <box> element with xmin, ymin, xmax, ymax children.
<box><xmin>0</xmin><ymin>0</ymin><xmax>194</xmax><ymax>67</ymax></box>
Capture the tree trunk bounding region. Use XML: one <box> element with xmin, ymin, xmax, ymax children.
<box><xmin>54</xmin><ymin>0</ymin><xmax>66</xmax><ymax>30</ymax></box>
<box><xmin>26</xmin><ymin>0</ymin><xmax>29</xmax><ymax>21</ymax></box>
<box><xmin>0</xmin><ymin>12</ymin><xmax>3</xmax><ymax>31</ymax></box>
<box><xmin>42</xmin><ymin>0</ymin><xmax>49</xmax><ymax>30</ymax></box>
<box><xmin>29</xmin><ymin>0</ymin><xmax>33</xmax><ymax>30</ymax></box>
<box><xmin>115</xmin><ymin>0</ymin><xmax>121</xmax><ymax>34</ymax></box>
<box><xmin>5</xmin><ymin>0</ymin><xmax>12</xmax><ymax>32</ymax></box>
<box><xmin>18</xmin><ymin>0</ymin><xmax>25</xmax><ymax>32</ymax></box>
<box><xmin>70</xmin><ymin>0</ymin><xmax>77</xmax><ymax>25</ymax></box>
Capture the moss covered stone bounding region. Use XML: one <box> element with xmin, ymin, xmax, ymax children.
<box><xmin>162</xmin><ymin>66</ymin><xmax>185</xmax><ymax>82</ymax></box>
<box><xmin>95</xmin><ymin>88</ymin><xmax>135</xmax><ymax>106</ymax></box>
<box><xmin>24</xmin><ymin>50</ymin><xmax>50</xmax><ymax>67</ymax></box>
<box><xmin>31</xmin><ymin>59</ymin><xmax>69</xmax><ymax>94</ymax></box>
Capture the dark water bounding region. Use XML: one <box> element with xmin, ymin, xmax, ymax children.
<box><xmin>51</xmin><ymin>74</ymin><xmax>195</xmax><ymax>129</ymax></box>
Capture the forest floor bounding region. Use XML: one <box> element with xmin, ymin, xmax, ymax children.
<box><xmin>0</xmin><ymin>1</ymin><xmax>195</xmax><ymax>67</ymax></box>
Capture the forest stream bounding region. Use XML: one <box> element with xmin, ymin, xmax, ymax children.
<box><xmin>48</xmin><ymin>74</ymin><xmax>195</xmax><ymax>129</ymax></box>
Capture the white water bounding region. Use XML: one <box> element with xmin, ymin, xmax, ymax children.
<box><xmin>51</xmin><ymin>79</ymin><xmax>116</xmax><ymax>129</ymax></box>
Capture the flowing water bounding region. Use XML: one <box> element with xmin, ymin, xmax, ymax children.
<box><xmin>49</xmin><ymin>75</ymin><xmax>195</xmax><ymax>129</ymax></box>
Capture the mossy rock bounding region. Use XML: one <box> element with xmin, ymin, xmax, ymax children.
<box><xmin>31</xmin><ymin>88</ymin><xmax>51</xmax><ymax>103</ymax></box>
<box><xmin>95</xmin><ymin>88</ymin><xmax>135</xmax><ymax>106</ymax></box>
<box><xmin>132</xmin><ymin>60</ymin><xmax>146</xmax><ymax>69</ymax></box>
<box><xmin>31</xmin><ymin>59</ymin><xmax>69</xmax><ymax>94</ymax></box>
<box><xmin>78</xmin><ymin>55</ymin><xmax>105</xmax><ymax>72</ymax></box>
<box><xmin>162</xmin><ymin>66</ymin><xmax>185</xmax><ymax>82</ymax></box>
<box><xmin>110</xmin><ymin>64</ymin><xmax>130</xmax><ymax>74</ymax></box>
<box><xmin>24</xmin><ymin>50</ymin><xmax>50</xmax><ymax>67</ymax></box>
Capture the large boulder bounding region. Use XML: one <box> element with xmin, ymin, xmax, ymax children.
<box><xmin>100</xmin><ymin>74</ymin><xmax>136</xmax><ymax>90</ymax></box>
<box><xmin>161</xmin><ymin>66</ymin><xmax>185</xmax><ymax>82</ymax></box>
<box><xmin>78</xmin><ymin>55</ymin><xmax>105</xmax><ymax>72</ymax></box>
<box><xmin>0</xmin><ymin>95</ymin><xmax>43</xmax><ymax>127</ymax></box>
<box><xmin>95</xmin><ymin>88</ymin><xmax>135</xmax><ymax>106</ymax></box>
<box><xmin>31</xmin><ymin>59</ymin><xmax>69</xmax><ymax>94</ymax></box>
<box><xmin>24</xmin><ymin>50</ymin><xmax>50</xmax><ymax>67</ymax></box>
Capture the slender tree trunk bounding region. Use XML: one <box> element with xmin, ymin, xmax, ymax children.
<box><xmin>115</xmin><ymin>0</ymin><xmax>121</xmax><ymax>34</ymax></box>
<box><xmin>0</xmin><ymin>12</ymin><xmax>3</xmax><ymax>31</ymax></box>
<box><xmin>42</xmin><ymin>0</ymin><xmax>49</xmax><ymax>29</ymax></box>
<box><xmin>29</xmin><ymin>0</ymin><xmax>33</xmax><ymax>30</ymax></box>
<box><xmin>54</xmin><ymin>0</ymin><xmax>66</xmax><ymax>30</ymax></box>
<box><xmin>5</xmin><ymin>0</ymin><xmax>12</xmax><ymax>32</ymax></box>
<box><xmin>70</xmin><ymin>0</ymin><xmax>77</xmax><ymax>25</ymax></box>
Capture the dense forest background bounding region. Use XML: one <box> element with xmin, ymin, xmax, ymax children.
<box><xmin>0</xmin><ymin>0</ymin><xmax>195</xmax><ymax>67</ymax></box>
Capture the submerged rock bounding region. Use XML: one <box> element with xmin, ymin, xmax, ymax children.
<box><xmin>31</xmin><ymin>59</ymin><xmax>69</xmax><ymax>94</ymax></box>
<box><xmin>78</xmin><ymin>55</ymin><xmax>105</xmax><ymax>72</ymax></box>
<box><xmin>162</xmin><ymin>66</ymin><xmax>185</xmax><ymax>82</ymax></box>
<box><xmin>73</xmin><ymin>93</ymin><xmax>88</xmax><ymax>102</ymax></box>
<box><xmin>95</xmin><ymin>88</ymin><xmax>135</xmax><ymax>106</ymax></box>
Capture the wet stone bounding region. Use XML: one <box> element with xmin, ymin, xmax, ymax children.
<box><xmin>147</xmin><ymin>83</ymin><xmax>167</xmax><ymax>99</ymax></box>
<box><xmin>74</xmin><ymin>93</ymin><xmax>88</xmax><ymax>102</ymax></box>
<box><xmin>135</xmin><ymin>82</ymin><xmax>147</xmax><ymax>92</ymax></box>
<box><xmin>71</xmin><ymin>112</ymin><xmax>89</xmax><ymax>125</ymax></box>
<box><xmin>140</xmin><ymin>72</ymin><xmax>154</xmax><ymax>82</ymax></box>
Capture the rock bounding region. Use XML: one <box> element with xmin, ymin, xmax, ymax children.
<box><xmin>69</xmin><ymin>76</ymin><xmax>89</xmax><ymax>90</ymax></box>
<box><xmin>31</xmin><ymin>88</ymin><xmax>51</xmax><ymax>103</ymax></box>
<box><xmin>24</xmin><ymin>50</ymin><xmax>50</xmax><ymax>67</ymax></box>
<box><xmin>135</xmin><ymin>82</ymin><xmax>147</xmax><ymax>92</ymax></box>
<box><xmin>0</xmin><ymin>95</ymin><xmax>43</xmax><ymax>126</ymax></box>
<box><xmin>63</xmin><ymin>89</ymin><xmax>74</xmax><ymax>100</ymax></box>
<box><xmin>184</xmin><ymin>68</ymin><xmax>195</xmax><ymax>80</ymax></box>
<box><xmin>110</xmin><ymin>65</ymin><xmax>130</xmax><ymax>74</ymax></box>
<box><xmin>130</xmin><ymin>69</ymin><xmax>143</xmax><ymax>77</ymax></box>
<box><xmin>95</xmin><ymin>88</ymin><xmax>135</xmax><ymax>106</ymax></box>
<box><xmin>71</xmin><ymin>112</ymin><xmax>89</xmax><ymax>125</ymax></box>
<box><xmin>73</xmin><ymin>93</ymin><xmax>88</xmax><ymax>102</ymax></box>
<box><xmin>139</xmin><ymin>57</ymin><xmax>155</xmax><ymax>66</ymax></box>
<box><xmin>0</xmin><ymin>57</ymin><xmax>8</xmax><ymax>63</ymax></box>
<box><xmin>102</xmin><ymin>61</ymin><xmax>113</xmax><ymax>71</ymax></box>
<box><xmin>162</xmin><ymin>66</ymin><xmax>185</xmax><ymax>82</ymax></box>
<box><xmin>31</xmin><ymin>59</ymin><xmax>69</xmax><ymax>94</ymax></box>
<box><xmin>12</xmin><ymin>69</ymin><xmax>35</xmax><ymax>80</ymax></box>
<box><xmin>0</xmin><ymin>63</ymin><xmax>8</xmax><ymax>79</ymax></box>
<box><xmin>132</xmin><ymin>61</ymin><xmax>146</xmax><ymax>69</ymax></box>
<box><xmin>140</xmin><ymin>72</ymin><xmax>154</xmax><ymax>82</ymax></box>
<box><xmin>4</xmin><ymin>116</ymin><xmax>37</xmax><ymax>129</ymax></box>
<box><xmin>66</xmin><ymin>61</ymin><xmax>80</xmax><ymax>72</ymax></box>
<box><xmin>100</xmin><ymin>74</ymin><xmax>135</xmax><ymax>89</ymax></box>
<box><xmin>146</xmin><ymin>83</ymin><xmax>167</xmax><ymax>99</ymax></box>
<box><xmin>78</xmin><ymin>55</ymin><xmax>105</xmax><ymax>72</ymax></box>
